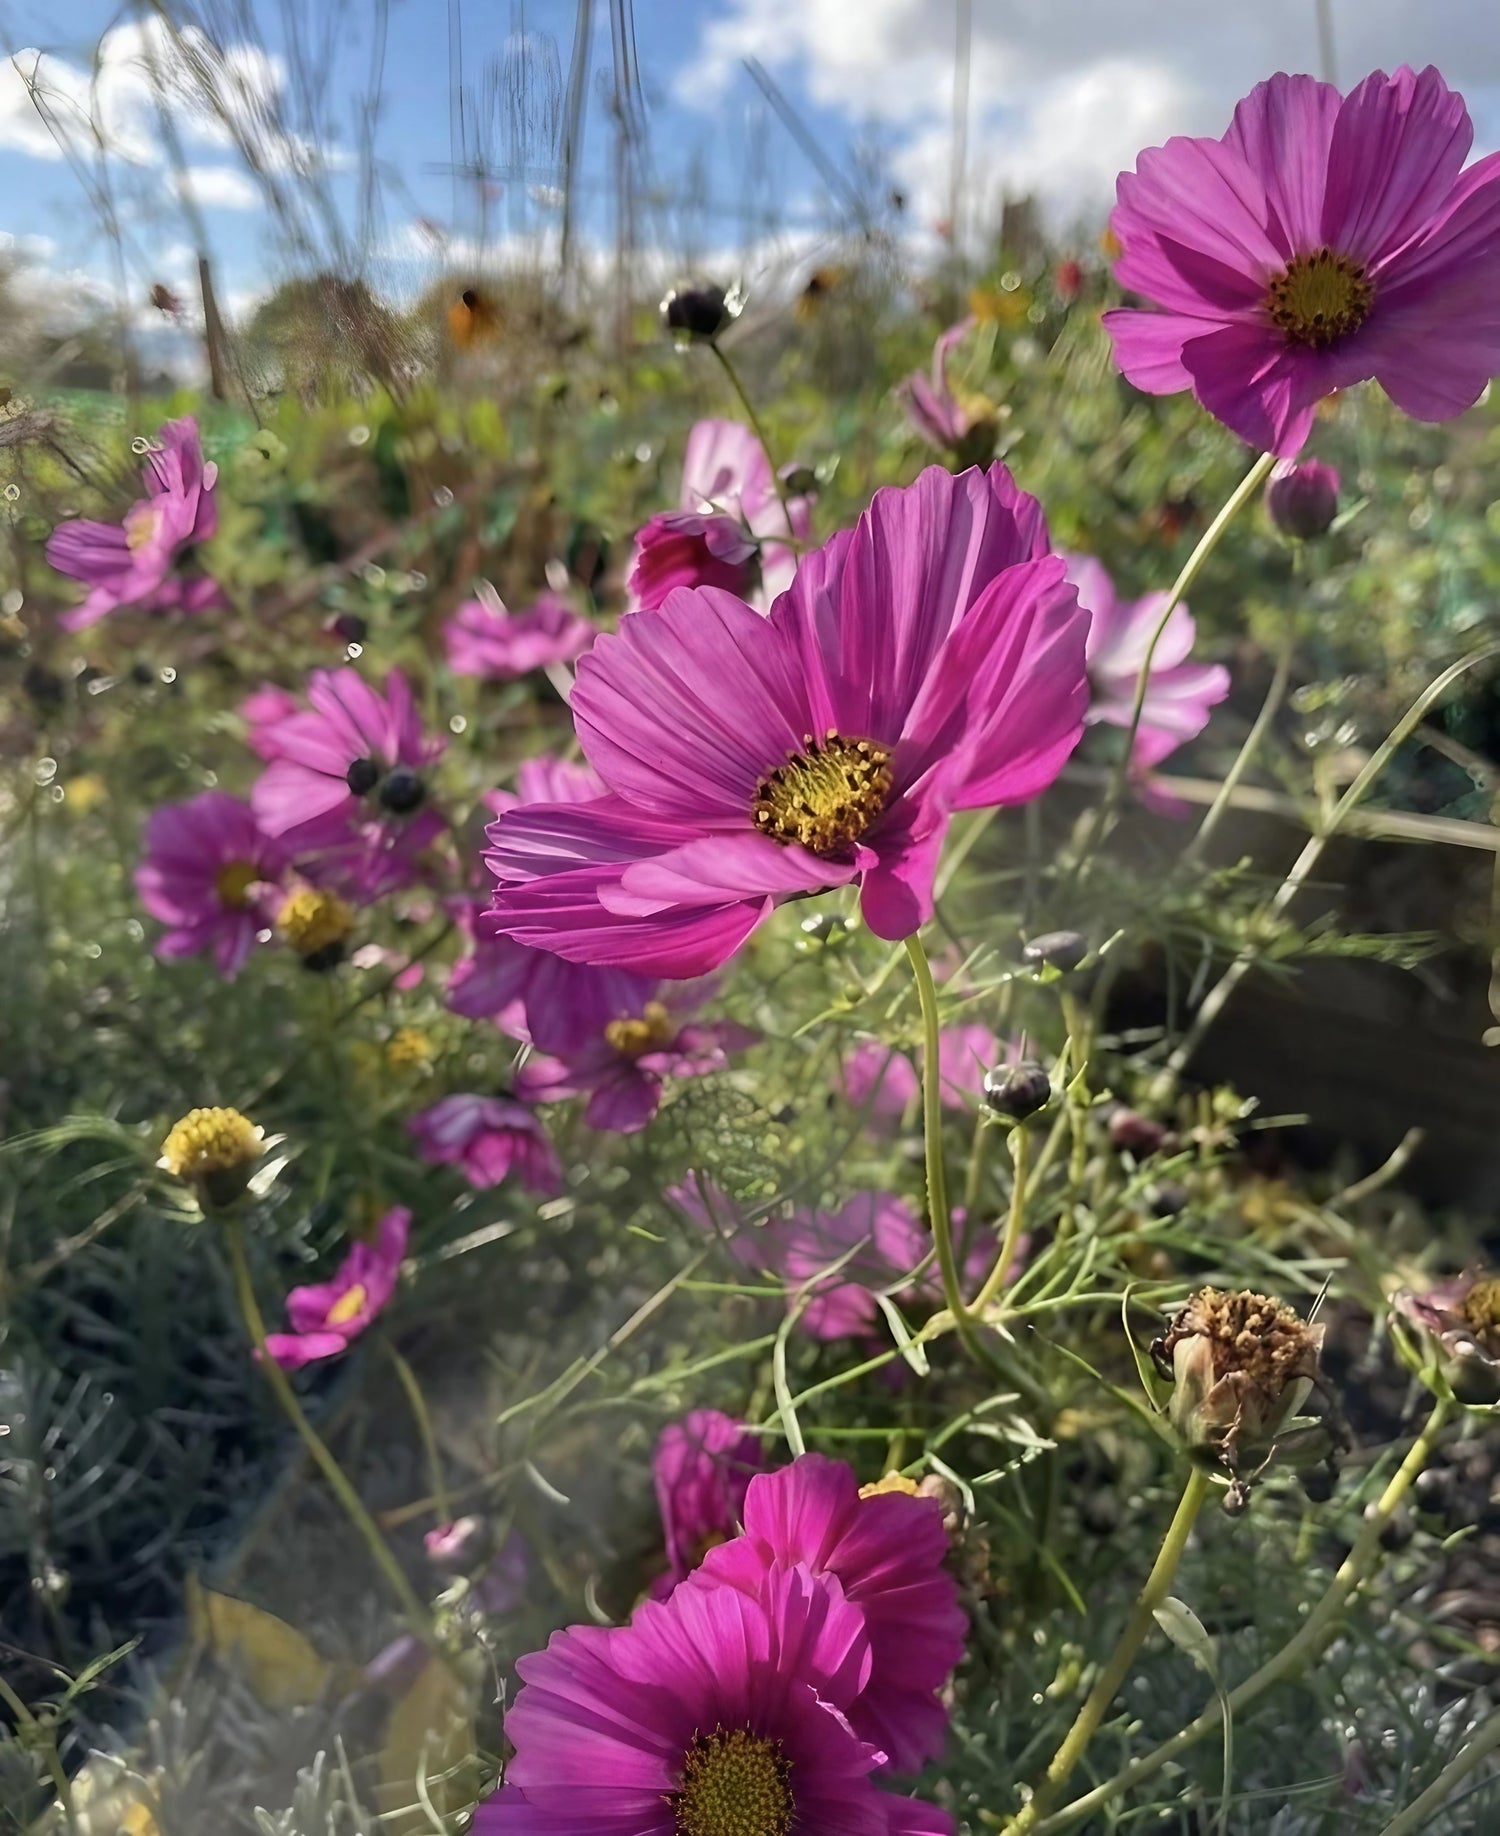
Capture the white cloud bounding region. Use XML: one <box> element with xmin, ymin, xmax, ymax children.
<box><xmin>680</xmin><ymin>0</ymin><xmax>1500</xmax><ymax>235</ymax></box>
<box><xmin>175</xmin><ymin>165</ymin><xmax>261</xmax><ymax>212</ymax></box>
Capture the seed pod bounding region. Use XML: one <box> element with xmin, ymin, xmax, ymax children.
<box><xmin>983</xmin><ymin>1061</ymin><xmax>1051</xmax><ymax>1120</ymax></box>
<box><xmin>1023</xmin><ymin>930</ymin><xmax>1088</xmax><ymax>974</ymax></box>
<box><xmin>661</xmin><ymin>283</ymin><xmax>733</xmax><ymax>341</ymax></box>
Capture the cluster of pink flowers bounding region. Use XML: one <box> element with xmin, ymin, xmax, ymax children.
<box><xmin>481</xmin><ymin>1449</ymin><xmax>963</xmax><ymax>1830</ymax></box>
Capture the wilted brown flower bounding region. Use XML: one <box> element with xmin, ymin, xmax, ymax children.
<box><xmin>1393</xmin><ymin>1273</ymin><xmax>1500</xmax><ymax>1404</ymax></box>
<box><xmin>1157</xmin><ymin>1286</ymin><xmax>1326</xmax><ymax>1476</ymax></box>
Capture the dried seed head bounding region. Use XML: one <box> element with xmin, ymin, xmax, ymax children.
<box><xmin>1162</xmin><ymin>1286</ymin><xmax>1326</xmax><ymax>1475</ymax></box>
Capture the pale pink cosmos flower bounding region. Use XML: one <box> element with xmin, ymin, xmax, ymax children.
<box><xmin>444</xmin><ymin>592</ymin><xmax>595</xmax><ymax>681</ymax></box>
<box><xmin>842</xmin><ymin>1022</ymin><xmax>1000</xmax><ymax>1121</ymax></box>
<box><xmin>1066</xmin><ymin>554</ymin><xmax>1229</xmax><ymax>775</ymax></box>
<box><xmin>136</xmin><ymin>791</ymin><xmax>285</xmax><ymax>978</ymax></box>
<box><xmin>47</xmin><ymin>417</ymin><xmax>220</xmax><ymax>630</ymax></box>
<box><xmin>262</xmin><ymin>1207</ymin><xmax>410</xmax><ymax>1370</ymax></box>
<box><xmin>407</xmin><ymin>1094</ymin><xmax>561</xmax><ymax>1193</ymax></box>
<box><xmin>1105</xmin><ymin>67</ymin><xmax>1500</xmax><ymax>456</ymax></box>
<box><xmin>900</xmin><ymin>317</ymin><xmax>996</xmax><ymax>464</ymax></box>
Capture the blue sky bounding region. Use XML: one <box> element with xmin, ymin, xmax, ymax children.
<box><xmin>4</xmin><ymin>1</ymin><xmax>1500</xmax><ymax>336</ymax></box>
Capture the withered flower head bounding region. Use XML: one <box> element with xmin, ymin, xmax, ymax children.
<box><xmin>1393</xmin><ymin>1273</ymin><xmax>1500</xmax><ymax>1404</ymax></box>
<box><xmin>1159</xmin><ymin>1286</ymin><xmax>1326</xmax><ymax>1476</ymax></box>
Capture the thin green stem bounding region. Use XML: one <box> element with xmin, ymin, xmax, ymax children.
<box><xmin>1183</xmin><ymin>619</ymin><xmax>1295</xmax><ymax>869</ymax></box>
<box><xmin>226</xmin><ymin>1222</ymin><xmax>434</xmax><ymax>1639</ymax></box>
<box><xmin>1162</xmin><ymin>640</ymin><xmax>1500</xmax><ymax>1089</ymax></box>
<box><xmin>1028</xmin><ymin>1395</ymin><xmax>1453</xmax><ymax>1834</ymax></box>
<box><xmin>1072</xmin><ymin>449</ymin><xmax>1276</xmax><ymax>884</ymax></box>
<box><xmin>1375</xmin><ymin>1703</ymin><xmax>1500</xmax><ymax>1836</ymax></box>
<box><xmin>385</xmin><ymin>1340</ymin><xmax>451</xmax><ymax>1525</ymax></box>
<box><xmin>971</xmin><ymin>1124</ymin><xmax>1030</xmax><ymax>1316</ymax></box>
<box><xmin>709</xmin><ymin>341</ymin><xmax>796</xmax><ymax>540</ymax></box>
<box><xmin>1009</xmin><ymin>1464</ymin><xmax>1212</xmax><ymax>1832</ymax></box>
<box><xmin>904</xmin><ymin>933</ymin><xmax>981</xmax><ymax>1359</ymax></box>
<box><xmin>0</xmin><ymin>1672</ymin><xmax>74</xmax><ymax>1829</ymax></box>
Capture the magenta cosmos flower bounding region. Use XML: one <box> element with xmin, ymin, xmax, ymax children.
<box><xmin>449</xmin><ymin>758</ymin><xmax>658</xmax><ymax>1053</ymax></box>
<box><xmin>47</xmin><ymin>417</ymin><xmax>219</xmax><ymax>631</ymax></box>
<box><xmin>251</xmin><ymin>667</ymin><xmax>446</xmax><ymax>901</ymax></box>
<box><xmin>445</xmin><ymin>591</ymin><xmax>595</xmax><ymax>681</ymax></box>
<box><xmin>1067</xmin><ymin>555</ymin><xmax>1229</xmax><ymax>772</ymax></box>
<box><xmin>240</xmin><ymin>685</ymin><xmax>302</xmax><ymax>760</ymax></box>
<box><xmin>476</xmin><ymin>1559</ymin><xmax>953</xmax><ymax>1833</ymax></box>
<box><xmin>629</xmin><ymin>417</ymin><xmax>812</xmax><ymax>613</ymax></box>
<box><xmin>136</xmin><ymin>791</ymin><xmax>285</xmax><ymax>978</ymax></box>
<box><xmin>407</xmin><ymin>1094</ymin><xmax>561</xmax><ymax>1193</ymax></box>
<box><xmin>900</xmin><ymin>318</ymin><xmax>997</xmax><ymax>465</ymax></box>
<box><xmin>485</xmin><ymin>465</ymin><xmax>1091</xmax><ymax>977</ymax></box>
<box><xmin>1105</xmin><ymin>67</ymin><xmax>1500</xmax><ymax>457</ymax></box>
<box><xmin>694</xmin><ymin>1454</ymin><xmax>966</xmax><ymax>1775</ymax></box>
<box><xmin>515</xmin><ymin>997</ymin><xmax>756</xmax><ymax>1134</ymax></box>
<box><xmin>263</xmin><ymin>1206</ymin><xmax>410</xmax><ymax>1370</ymax></box>
<box><xmin>842</xmin><ymin>1021</ymin><xmax>1000</xmax><ymax>1121</ymax></box>
<box><xmin>653</xmin><ymin>1409</ymin><xmax>765</xmax><ymax>1587</ymax></box>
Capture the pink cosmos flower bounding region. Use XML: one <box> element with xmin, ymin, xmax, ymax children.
<box><xmin>251</xmin><ymin>667</ymin><xmax>446</xmax><ymax>901</ymax></box>
<box><xmin>628</xmin><ymin>417</ymin><xmax>812</xmax><ymax>612</ymax></box>
<box><xmin>262</xmin><ymin>1207</ymin><xmax>410</xmax><ymax>1370</ymax></box>
<box><xmin>449</xmin><ymin>758</ymin><xmax>658</xmax><ymax>1053</ymax></box>
<box><xmin>407</xmin><ymin>1094</ymin><xmax>561</xmax><ymax>1193</ymax></box>
<box><xmin>842</xmin><ymin>1022</ymin><xmax>1000</xmax><ymax>1121</ymax></box>
<box><xmin>1104</xmin><ymin>67</ymin><xmax>1500</xmax><ymax>457</ymax></box>
<box><xmin>135</xmin><ymin>791</ymin><xmax>284</xmax><ymax>978</ymax></box>
<box><xmin>1067</xmin><ymin>554</ymin><xmax>1229</xmax><ymax>772</ymax></box>
<box><xmin>444</xmin><ymin>592</ymin><xmax>595</xmax><ymax>681</ymax></box>
<box><xmin>485</xmin><ymin>465</ymin><xmax>1091</xmax><ymax>978</ymax></box>
<box><xmin>47</xmin><ymin>417</ymin><xmax>220</xmax><ymax>630</ymax></box>
<box><xmin>693</xmin><ymin>1453</ymin><xmax>967</xmax><ymax>1775</ymax></box>
<box><xmin>653</xmin><ymin>1409</ymin><xmax>765</xmax><ymax>1586</ymax></box>
<box><xmin>515</xmin><ymin>997</ymin><xmax>756</xmax><ymax>1134</ymax></box>
<box><xmin>900</xmin><ymin>317</ymin><xmax>994</xmax><ymax>461</ymax></box>
<box><xmin>476</xmin><ymin>1558</ymin><xmax>953</xmax><ymax>1832</ymax></box>
<box><xmin>240</xmin><ymin>685</ymin><xmax>302</xmax><ymax>760</ymax></box>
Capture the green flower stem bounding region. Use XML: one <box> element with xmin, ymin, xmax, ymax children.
<box><xmin>904</xmin><ymin>933</ymin><xmax>982</xmax><ymax>1360</ymax></box>
<box><xmin>225</xmin><ymin>1221</ymin><xmax>434</xmax><ymax>1640</ymax></box>
<box><xmin>1375</xmin><ymin>1703</ymin><xmax>1500</xmax><ymax>1836</ymax></box>
<box><xmin>386</xmin><ymin>1339</ymin><xmax>451</xmax><ymax>1525</ymax></box>
<box><xmin>1007</xmin><ymin>1464</ymin><xmax>1213</xmax><ymax>1834</ymax></box>
<box><xmin>709</xmin><ymin>340</ymin><xmax>797</xmax><ymax>542</ymax></box>
<box><xmin>1160</xmin><ymin>640</ymin><xmax>1500</xmax><ymax>1091</ymax></box>
<box><xmin>1071</xmin><ymin>449</ymin><xmax>1276</xmax><ymax>885</ymax></box>
<box><xmin>970</xmin><ymin>1124</ymin><xmax>1031</xmax><ymax>1316</ymax></box>
<box><xmin>1028</xmin><ymin>1395</ymin><xmax>1454</xmax><ymax>1834</ymax></box>
<box><xmin>1182</xmin><ymin>608</ymin><xmax>1296</xmax><ymax>871</ymax></box>
<box><xmin>0</xmin><ymin>1671</ymin><xmax>74</xmax><ymax>1830</ymax></box>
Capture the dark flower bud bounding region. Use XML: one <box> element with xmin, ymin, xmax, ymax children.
<box><xmin>130</xmin><ymin>661</ymin><xmax>157</xmax><ymax>686</ymax></box>
<box><xmin>983</xmin><ymin>1061</ymin><xmax>1051</xmax><ymax>1120</ymax></box>
<box><xmin>1370</xmin><ymin>1500</ymin><xmax>1414</xmax><ymax>1552</ymax></box>
<box><xmin>662</xmin><ymin>283</ymin><xmax>735</xmax><ymax>342</ymax></box>
<box><xmin>1414</xmin><ymin>1465</ymin><xmax>1455</xmax><ymax>1512</ymax></box>
<box><xmin>328</xmin><ymin>611</ymin><xmax>368</xmax><ymax>644</ymax></box>
<box><xmin>1266</xmin><ymin>457</ymin><xmax>1340</xmax><ymax>540</ymax></box>
<box><xmin>346</xmin><ymin>756</ymin><xmax>380</xmax><ymax>795</ymax></box>
<box><xmin>1023</xmin><ymin>929</ymin><xmax>1088</xmax><ymax>974</ymax></box>
<box><xmin>22</xmin><ymin>663</ymin><xmax>65</xmax><ymax>709</ymax></box>
<box><xmin>378</xmin><ymin>767</ymin><xmax>426</xmax><ymax>814</ymax></box>
<box><xmin>782</xmin><ymin>465</ymin><xmax>819</xmax><ymax>499</ymax></box>
<box><xmin>1148</xmin><ymin>1179</ymin><xmax>1189</xmax><ymax>1218</ymax></box>
<box><xmin>1299</xmin><ymin>1462</ymin><xmax>1338</xmax><ymax>1504</ymax></box>
<box><xmin>1221</xmin><ymin>1479</ymin><xmax>1252</xmax><ymax>1517</ymax></box>
<box><xmin>1108</xmin><ymin>1106</ymin><xmax>1167</xmax><ymax>1155</ymax></box>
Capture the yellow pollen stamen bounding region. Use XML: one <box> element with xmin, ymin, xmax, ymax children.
<box><xmin>752</xmin><ymin>729</ymin><xmax>893</xmax><ymax>856</ymax></box>
<box><xmin>125</xmin><ymin>504</ymin><xmax>162</xmax><ymax>554</ymax></box>
<box><xmin>673</xmin><ymin>1727</ymin><xmax>793</xmax><ymax>1836</ymax></box>
<box><xmin>1264</xmin><ymin>247</ymin><xmax>1374</xmax><ymax>349</ymax></box>
<box><xmin>215</xmin><ymin>861</ymin><xmax>259</xmax><ymax>910</ymax></box>
<box><xmin>277</xmin><ymin>886</ymin><xmax>355</xmax><ymax>959</ymax></box>
<box><xmin>859</xmin><ymin>1472</ymin><xmax>921</xmax><ymax>1500</ymax></box>
<box><xmin>1461</xmin><ymin>1277</ymin><xmax>1500</xmax><ymax>1352</ymax></box>
<box><xmin>326</xmin><ymin>1282</ymin><xmax>369</xmax><ymax>1326</ymax></box>
<box><xmin>159</xmin><ymin>1107</ymin><xmax>264</xmax><ymax>1208</ymax></box>
<box><xmin>604</xmin><ymin>1000</ymin><xmax>678</xmax><ymax>1058</ymax></box>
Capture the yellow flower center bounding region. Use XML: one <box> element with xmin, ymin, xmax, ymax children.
<box><xmin>1460</xmin><ymin>1277</ymin><xmax>1500</xmax><ymax>1351</ymax></box>
<box><xmin>385</xmin><ymin>1026</ymin><xmax>434</xmax><ymax>1071</ymax></box>
<box><xmin>604</xmin><ymin>1000</ymin><xmax>677</xmax><ymax>1058</ymax></box>
<box><xmin>859</xmin><ymin>1471</ymin><xmax>921</xmax><ymax>1500</ymax></box>
<box><xmin>1264</xmin><ymin>248</ymin><xmax>1374</xmax><ymax>349</ymax></box>
<box><xmin>326</xmin><ymin>1282</ymin><xmax>369</xmax><ymax>1326</ymax></box>
<box><xmin>752</xmin><ymin>730</ymin><xmax>893</xmax><ymax>855</ymax></box>
<box><xmin>160</xmin><ymin>1107</ymin><xmax>263</xmax><ymax>1181</ymax></box>
<box><xmin>277</xmin><ymin>886</ymin><xmax>355</xmax><ymax>958</ymax></box>
<box><xmin>125</xmin><ymin>503</ymin><xmax>162</xmax><ymax>554</ymax></box>
<box><xmin>215</xmin><ymin>861</ymin><xmax>259</xmax><ymax>910</ymax></box>
<box><xmin>674</xmin><ymin>1728</ymin><xmax>793</xmax><ymax>1836</ymax></box>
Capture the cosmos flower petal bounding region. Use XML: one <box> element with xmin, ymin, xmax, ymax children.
<box><xmin>1323</xmin><ymin>65</ymin><xmax>1473</xmax><ymax>262</ymax></box>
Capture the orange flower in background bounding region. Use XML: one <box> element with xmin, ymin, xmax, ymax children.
<box><xmin>795</xmin><ymin>266</ymin><xmax>845</xmax><ymax>321</ymax></box>
<box><xmin>448</xmin><ymin>286</ymin><xmax>501</xmax><ymax>348</ymax></box>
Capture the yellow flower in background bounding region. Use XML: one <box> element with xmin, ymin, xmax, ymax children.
<box><xmin>159</xmin><ymin>1106</ymin><xmax>265</xmax><ymax>1208</ymax></box>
